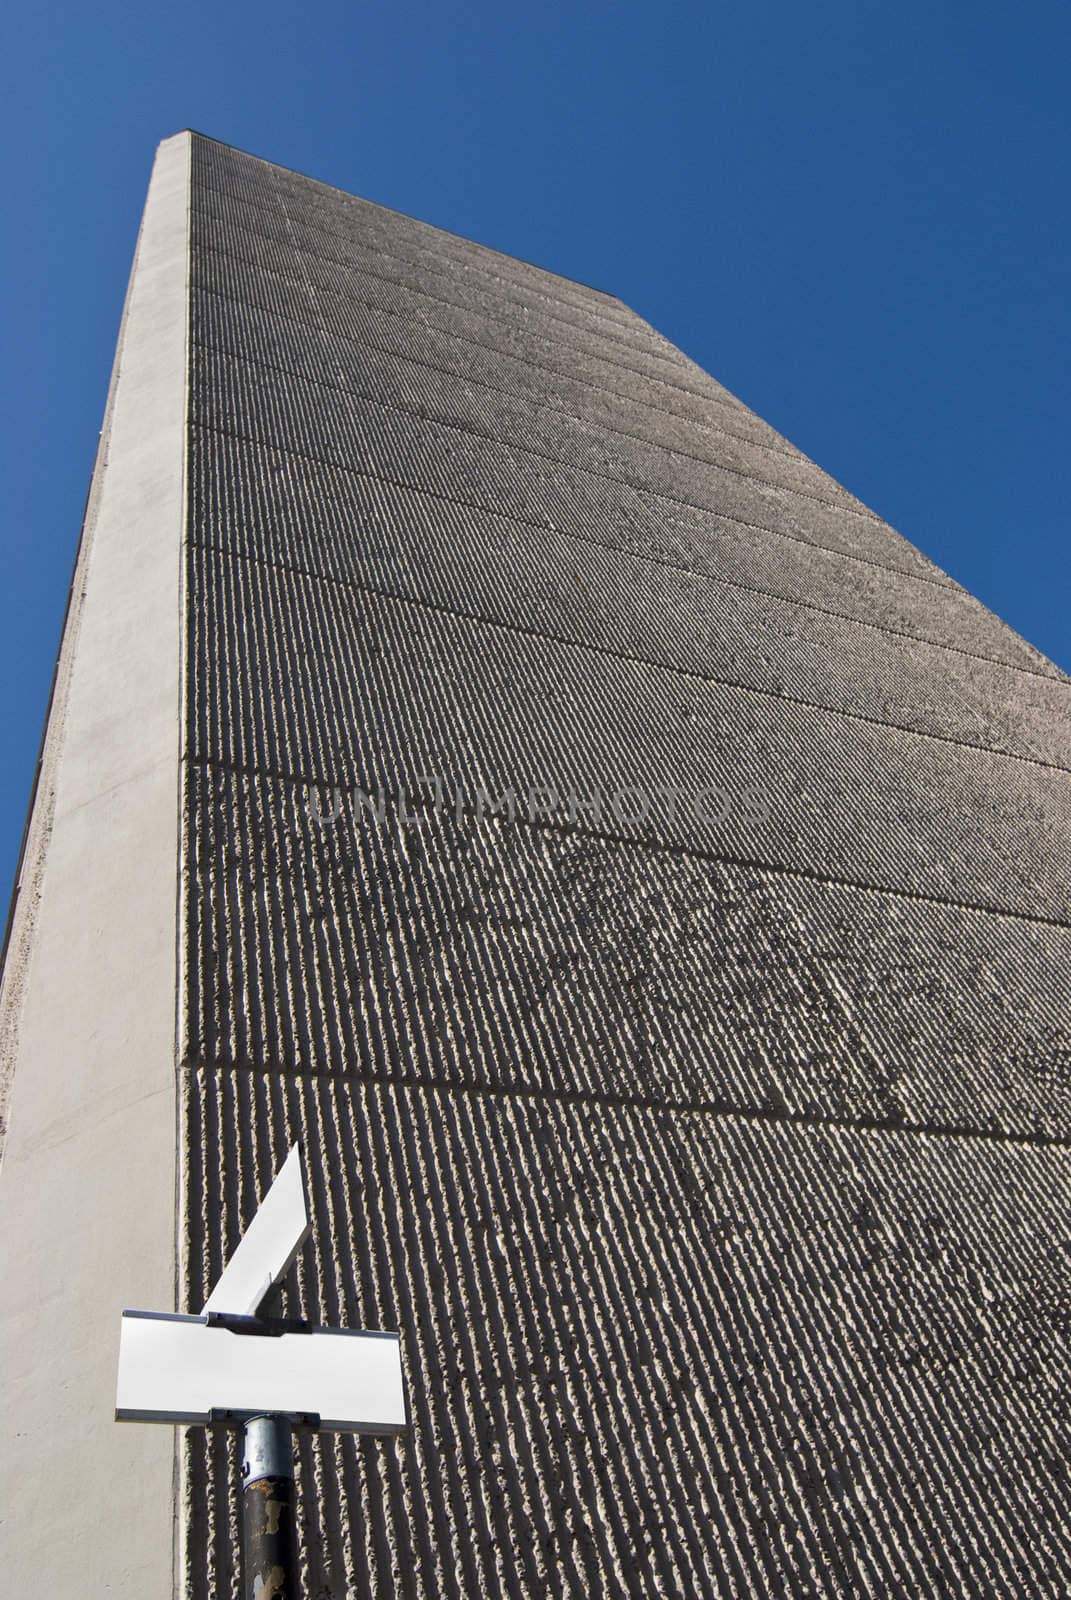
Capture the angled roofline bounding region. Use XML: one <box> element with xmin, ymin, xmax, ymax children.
<box><xmin>180</xmin><ymin>128</ymin><xmax>622</xmax><ymax>306</ymax></box>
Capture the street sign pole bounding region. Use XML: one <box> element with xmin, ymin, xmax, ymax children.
<box><xmin>242</xmin><ymin>1413</ymin><xmax>296</xmax><ymax>1600</ymax></box>
<box><xmin>116</xmin><ymin>1145</ymin><xmax>407</xmax><ymax>1600</ymax></box>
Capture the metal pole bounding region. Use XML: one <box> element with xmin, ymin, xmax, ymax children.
<box><xmin>241</xmin><ymin>1413</ymin><xmax>296</xmax><ymax>1600</ymax></box>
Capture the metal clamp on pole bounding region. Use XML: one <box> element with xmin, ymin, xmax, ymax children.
<box><xmin>242</xmin><ymin>1413</ymin><xmax>295</xmax><ymax>1600</ymax></box>
<box><xmin>205</xmin><ymin>1310</ymin><xmax>312</xmax><ymax>1337</ymax></box>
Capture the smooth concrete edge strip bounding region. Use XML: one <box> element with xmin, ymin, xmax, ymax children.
<box><xmin>0</xmin><ymin>131</ymin><xmax>190</xmax><ymax>1598</ymax></box>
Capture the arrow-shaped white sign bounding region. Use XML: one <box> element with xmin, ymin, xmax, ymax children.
<box><xmin>115</xmin><ymin>1144</ymin><xmax>406</xmax><ymax>1435</ymax></box>
<box><xmin>203</xmin><ymin>1144</ymin><xmax>311</xmax><ymax>1318</ymax></box>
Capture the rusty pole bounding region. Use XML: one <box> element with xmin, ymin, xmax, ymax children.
<box><xmin>241</xmin><ymin>1414</ymin><xmax>296</xmax><ymax>1599</ymax></box>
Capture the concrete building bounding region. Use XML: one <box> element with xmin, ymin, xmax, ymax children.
<box><xmin>3</xmin><ymin>129</ymin><xmax>1071</xmax><ymax>1596</ymax></box>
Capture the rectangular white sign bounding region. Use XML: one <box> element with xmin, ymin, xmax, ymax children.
<box><xmin>116</xmin><ymin>1312</ymin><xmax>406</xmax><ymax>1434</ymax></box>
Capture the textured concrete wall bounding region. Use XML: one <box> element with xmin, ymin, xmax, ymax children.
<box><xmin>180</xmin><ymin>135</ymin><xmax>1071</xmax><ymax>1598</ymax></box>
<box><xmin>0</xmin><ymin>133</ymin><xmax>189</xmax><ymax>1595</ymax></box>
<box><xmin>180</xmin><ymin>136</ymin><xmax>1071</xmax><ymax>1597</ymax></box>
<box><xmin>8</xmin><ymin>128</ymin><xmax>1070</xmax><ymax>1597</ymax></box>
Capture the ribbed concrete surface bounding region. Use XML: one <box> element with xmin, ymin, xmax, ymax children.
<box><xmin>183</xmin><ymin>766</ymin><xmax>1071</xmax><ymax>1137</ymax></box>
<box><xmin>182</xmin><ymin>1067</ymin><xmax>1071</xmax><ymax>1599</ymax></box>
<box><xmin>182</xmin><ymin>135</ymin><xmax>1071</xmax><ymax>1596</ymax></box>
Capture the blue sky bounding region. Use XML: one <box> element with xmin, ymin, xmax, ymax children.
<box><xmin>2</xmin><ymin>0</ymin><xmax>1068</xmax><ymax>916</ymax></box>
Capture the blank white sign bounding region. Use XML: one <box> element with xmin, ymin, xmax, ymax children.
<box><xmin>116</xmin><ymin>1312</ymin><xmax>406</xmax><ymax>1434</ymax></box>
<box><xmin>203</xmin><ymin>1144</ymin><xmax>311</xmax><ymax>1318</ymax></box>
